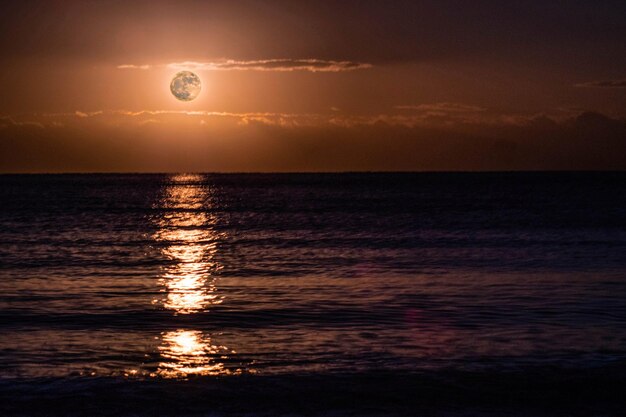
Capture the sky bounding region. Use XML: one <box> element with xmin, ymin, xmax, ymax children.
<box><xmin>1</xmin><ymin>0</ymin><xmax>625</xmax><ymax>172</ymax></box>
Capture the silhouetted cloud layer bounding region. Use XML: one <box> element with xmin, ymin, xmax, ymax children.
<box><xmin>2</xmin><ymin>110</ymin><xmax>625</xmax><ymax>172</ymax></box>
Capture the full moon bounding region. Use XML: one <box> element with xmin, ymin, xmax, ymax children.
<box><xmin>170</xmin><ymin>71</ymin><xmax>201</xmax><ymax>102</ymax></box>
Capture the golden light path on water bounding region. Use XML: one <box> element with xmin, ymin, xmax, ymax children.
<box><xmin>150</xmin><ymin>174</ymin><xmax>238</xmax><ymax>378</ymax></box>
<box><xmin>158</xmin><ymin>329</ymin><xmax>234</xmax><ymax>378</ymax></box>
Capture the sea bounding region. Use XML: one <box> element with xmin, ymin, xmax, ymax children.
<box><xmin>1</xmin><ymin>172</ymin><xmax>625</xmax><ymax>416</ymax></box>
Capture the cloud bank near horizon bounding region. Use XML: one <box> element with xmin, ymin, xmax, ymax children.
<box><xmin>2</xmin><ymin>109</ymin><xmax>625</xmax><ymax>173</ymax></box>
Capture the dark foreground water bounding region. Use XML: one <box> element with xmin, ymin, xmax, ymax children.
<box><xmin>1</xmin><ymin>172</ymin><xmax>626</xmax><ymax>416</ymax></box>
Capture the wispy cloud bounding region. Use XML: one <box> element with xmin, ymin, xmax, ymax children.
<box><xmin>27</xmin><ymin>107</ymin><xmax>593</xmax><ymax>130</ymax></box>
<box><xmin>395</xmin><ymin>103</ymin><xmax>486</xmax><ymax>113</ymax></box>
<box><xmin>117</xmin><ymin>64</ymin><xmax>152</xmax><ymax>70</ymax></box>
<box><xmin>0</xmin><ymin>116</ymin><xmax>45</xmax><ymax>129</ymax></box>
<box><xmin>575</xmin><ymin>79</ymin><xmax>626</xmax><ymax>88</ymax></box>
<box><xmin>390</xmin><ymin>102</ymin><xmax>490</xmax><ymax>125</ymax></box>
<box><xmin>74</xmin><ymin>110</ymin><xmax>103</xmax><ymax>118</ymax></box>
<box><xmin>117</xmin><ymin>59</ymin><xmax>372</xmax><ymax>73</ymax></box>
<box><xmin>39</xmin><ymin>109</ymin><xmax>328</xmax><ymax>128</ymax></box>
<box><xmin>171</xmin><ymin>59</ymin><xmax>372</xmax><ymax>72</ymax></box>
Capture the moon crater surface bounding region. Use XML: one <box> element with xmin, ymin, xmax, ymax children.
<box><xmin>170</xmin><ymin>71</ymin><xmax>201</xmax><ymax>102</ymax></box>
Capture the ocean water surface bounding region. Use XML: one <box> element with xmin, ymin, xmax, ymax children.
<box><xmin>1</xmin><ymin>172</ymin><xmax>625</xmax><ymax>416</ymax></box>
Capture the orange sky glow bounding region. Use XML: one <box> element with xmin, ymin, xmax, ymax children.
<box><xmin>1</xmin><ymin>0</ymin><xmax>625</xmax><ymax>172</ymax></box>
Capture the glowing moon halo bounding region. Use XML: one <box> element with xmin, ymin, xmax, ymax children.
<box><xmin>170</xmin><ymin>71</ymin><xmax>201</xmax><ymax>102</ymax></box>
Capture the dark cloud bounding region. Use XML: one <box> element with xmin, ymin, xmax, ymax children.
<box><xmin>575</xmin><ymin>79</ymin><xmax>626</xmax><ymax>88</ymax></box>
